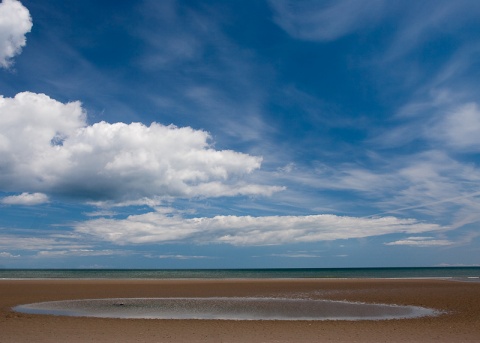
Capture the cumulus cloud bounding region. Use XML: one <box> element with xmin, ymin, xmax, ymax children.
<box><xmin>1</xmin><ymin>192</ymin><xmax>49</xmax><ymax>205</ymax></box>
<box><xmin>384</xmin><ymin>236</ymin><xmax>453</xmax><ymax>247</ymax></box>
<box><xmin>75</xmin><ymin>211</ymin><xmax>442</xmax><ymax>246</ymax></box>
<box><xmin>0</xmin><ymin>92</ymin><xmax>281</xmax><ymax>203</ymax></box>
<box><xmin>0</xmin><ymin>0</ymin><xmax>32</xmax><ymax>68</ymax></box>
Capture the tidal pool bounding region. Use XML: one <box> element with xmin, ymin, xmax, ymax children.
<box><xmin>14</xmin><ymin>297</ymin><xmax>439</xmax><ymax>321</ymax></box>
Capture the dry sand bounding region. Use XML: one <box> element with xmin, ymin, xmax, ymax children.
<box><xmin>1</xmin><ymin>278</ymin><xmax>479</xmax><ymax>342</ymax></box>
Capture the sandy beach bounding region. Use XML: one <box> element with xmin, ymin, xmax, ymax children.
<box><xmin>1</xmin><ymin>278</ymin><xmax>479</xmax><ymax>342</ymax></box>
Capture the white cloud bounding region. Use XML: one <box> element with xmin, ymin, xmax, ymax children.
<box><xmin>0</xmin><ymin>251</ymin><xmax>20</xmax><ymax>258</ymax></box>
<box><xmin>269</xmin><ymin>253</ymin><xmax>322</xmax><ymax>258</ymax></box>
<box><xmin>0</xmin><ymin>92</ymin><xmax>281</xmax><ymax>203</ymax></box>
<box><xmin>0</xmin><ymin>234</ymin><xmax>91</xmax><ymax>251</ymax></box>
<box><xmin>269</xmin><ymin>0</ymin><xmax>385</xmax><ymax>41</ymax></box>
<box><xmin>35</xmin><ymin>249</ymin><xmax>127</xmax><ymax>258</ymax></box>
<box><xmin>137</xmin><ymin>0</ymin><xmax>207</xmax><ymax>68</ymax></box>
<box><xmin>311</xmin><ymin>150</ymin><xmax>480</xmax><ymax>224</ymax></box>
<box><xmin>1</xmin><ymin>192</ymin><xmax>49</xmax><ymax>205</ymax></box>
<box><xmin>384</xmin><ymin>99</ymin><xmax>480</xmax><ymax>152</ymax></box>
<box><xmin>154</xmin><ymin>254</ymin><xmax>212</xmax><ymax>260</ymax></box>
<box><xmin>430</xmin><ymin>103</ymin><xmax>480</xmax><ymax>151</ymax></box>
<box><xmin>384</xmin><ymin>236</ymin><xmax>453</xmax><ymax>247</ymax></box>
<box><xmin>137</xmin><ymin>0</ymin><xmax>273</xmax><ymax>147</ymax></box>
<box><xmin>382</xmin><ymin>1</ymin><xmax>479</xmax><ymax>62</ymax></box>
<box><xmin>269</xmin><ymin>1</ymin><xmax>480</xmax><ymax>67</ymax></box>
<box><xmin>83</xmin><ymin>210</ymin><xmax>117</xmax><ymax>217</ymax></box>
<box><xmin>0</xmin><ymin>0</ymin><xmax>32</xmax><ymax>68</ymax></box>
<box><xmin>75</xmin><ymin>211</ymin><xmax>442</xmax><ymax>246</ymax></box>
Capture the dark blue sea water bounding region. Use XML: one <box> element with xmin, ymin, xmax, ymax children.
<box><xmin>1</xmin><ymin>267</ymin><xmax>479</xmax><ymax>280</ymax></box>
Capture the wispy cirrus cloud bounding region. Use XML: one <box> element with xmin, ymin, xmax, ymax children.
<box><xmin>135</xmin><ymin>0</ymin><xmax>208</xmax><ymax>69</ymax></box>
<box><xmin>269</xmin><ymin>0</ymin><xmax>386</xmax><ymax>42</ymax></box>
<box><xmin>428</xmin><ymin>103</ymin><xmax>480</xmax><ymax>151</ymax></box>
<box><xmin>372</xmin><ymin>95</ymin><xmax>480</xmax><ymax>153</ymax></box>
<box><xmin>380</xmin><ymin>1</ymin><xmax>480</xmax><ymax>62</ymax></box>
<box><xmin>316</xmin><ymin>151</ymin><xmax>480</xmax><ymax>221</ymax></box>
<box><xmin>134</xmin><ymin>0</ymin><xmax>276</xmax><ymax>149</ymax></box>
<box><xmin>269</xmin><ymin>0</ymin><xmax>480</xmax><ymax>61</ymax></box>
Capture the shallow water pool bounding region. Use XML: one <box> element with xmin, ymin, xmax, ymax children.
<box><xmin>14</xmin><ymin>297</ymin><xmax>440</xmax><ymax>321</ymax></box>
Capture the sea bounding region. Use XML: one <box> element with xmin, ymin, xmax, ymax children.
<box><xmin>1</xmin><ymin>267</ymin><xmax>479</xmax><ymax>280</ymax></box>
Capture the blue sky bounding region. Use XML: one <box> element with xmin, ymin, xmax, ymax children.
<box><xmin>1</xmin><ymin>0</ymin><xmax>480</xmax><ymax>268</ymax></box>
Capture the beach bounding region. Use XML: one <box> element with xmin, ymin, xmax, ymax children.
<box><xmin>1</xmin><ymin>278</ymin><xmax>479</xmax><ymax>342</ymax></box>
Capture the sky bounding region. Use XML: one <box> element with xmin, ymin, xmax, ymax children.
<box><xmin>0</xmin><ymin>0</ymin><xmax>479</xmax><ymax>269</ymax></box>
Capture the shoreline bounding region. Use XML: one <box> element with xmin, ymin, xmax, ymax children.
<box><xmin>1</xmin><ymin>276</ymin><xmax>474</xmax><ymax>280</ymax></box>
<box><xmin>0</xmin><ymin>277</ymin><xmax>460</xmax><ymax>281</ymax></box>
<box><xmin>1</xmin><ymin>278</ymin><xmax>479</xmax><ymax>342</ymax></box>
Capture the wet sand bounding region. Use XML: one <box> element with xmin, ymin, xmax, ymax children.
<box><xmin>1</xmin><ymin>278</ymin><xmax>479</xmax><ymax>342</ymax></box>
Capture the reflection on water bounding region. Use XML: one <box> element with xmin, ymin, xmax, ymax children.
<box><xmin>14</xmin><ymin>297</ymin><xmax>440</xmax><ymax>320</ymax></box>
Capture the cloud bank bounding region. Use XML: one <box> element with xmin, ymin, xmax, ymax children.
<box><xmin>76</xmin><ymin>212</ymin><xmax>442</xmax><ymax>246</ymax></box>
<box><xmin>0</xmin><ymin>92</ymin><xmax>281</xmax><ymax>204</ymax></box>
<box><xmin>0</xmin><ymin>0</ymin><xmax>32</xmax><ymax>68</ymax></box>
